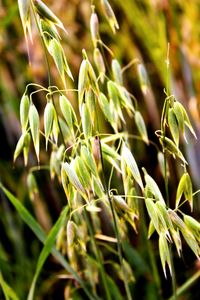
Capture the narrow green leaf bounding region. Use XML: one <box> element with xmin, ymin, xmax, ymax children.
<box><xmin>28</xmin><ymin>104</ymin><xmax>40</xmax><ymax>161</ymax></box>
<box><xmin>122</xmin><ymin>143</ymin><xmax>144</xmax><ymax>190</ymax></box>
<box><xmin>0</xmin><ymin>271</ymin><xmax>20</xmax><ymax>300</ymax></box>
<box><xmin>0</xmin><ymin>184</ymin><xmax>99</xmax><ymax>300</ymax></box>
<box><xmin>28</xmin><ymin>206</ymin><xmax>69</xmax><ymax>300</ymax></box>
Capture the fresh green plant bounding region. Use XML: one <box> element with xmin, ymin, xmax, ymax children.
<box><xmin>0</xmin><ymin>0</ymin><xmax>200</xmax><ymax>299</ymax></box>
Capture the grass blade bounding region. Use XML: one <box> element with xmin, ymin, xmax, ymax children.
<box><xmin>28</xmin><ymin>205</ymin><xmax>69</xmax><ymax>300</ymax></box>
<box><xmin>0</xmin><ymin>184</ymin><xmax>99</xmax><ymax>300</ymax></box>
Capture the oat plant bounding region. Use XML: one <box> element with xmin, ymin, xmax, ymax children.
<box><xmin>0</xmin><ymin>0</ymin><xmax>200</xmax><ymax>299</ymax></box>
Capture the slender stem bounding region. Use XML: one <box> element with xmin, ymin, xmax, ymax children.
<box><xmin>98</xmin><ymin>137</ymin><xmax>132</xmax><ymax>300</ymax></box>
<box><xmin>168</xmin><ymin>270</ymin><xmax>200</xmax><ymax>300</ymax></box>
<box><xmin>30</xmin><ymin>0</ymin><xmax>52</xmax><ymax>86</ymax></box>
<box><xmin>83</xmin><ymin>208</ymin><xmax>112</xmax><ymax>300</ymax></box>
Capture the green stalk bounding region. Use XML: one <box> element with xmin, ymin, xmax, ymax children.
<box><xmin>83</xmin><ymin>208</ymin><xmax>112</xmax><ymax>300</ymax></box>
<box><xmin>98</xmin><ymin>137</ymin><xmax>132</xmax><ymax>300</ymax></box>
<box><xmin>168</xmin><ymin>270</ymin><xmax>200</xmax><ymax>300</ymax></box>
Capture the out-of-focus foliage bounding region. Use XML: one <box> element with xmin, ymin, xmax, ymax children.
<box><xmin>0</xmin><ymin>0</ymin><xmax>200</xmax><ymax>299</ymax></box>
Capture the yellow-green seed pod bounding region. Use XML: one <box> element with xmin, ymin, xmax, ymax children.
<box><xmin>56</xmin><ymin>226</ymin><xmax>65</xmax><ymax>252</ymax></box>
<box><xmin>74</xmin><ymin>156</ymin><xmax>91</xmax><ymax>189</ymax></box>
<box><xmin>159</xmin><ymin>136</ymin><xmax>187</xmax><ymax>164</ymax></box>
<box><xmin>85</xmin><ymin>88</ymin><xmax>95</xmax><ymax>126</ymax></box>
<box><xmin>168</xmin><ymin>209</ymin><xmax>186</xmax><ymax>231</ymax></box>
<box><xmin>173</xmin><ymin>101</ymin><xmax>184</xmax><ymax>133</ymax></box>
<box><xmin>67</xmin><ymin>220</ymin><xmax>76</xmax><ymax>247</ymax></box>
<box><xmin>59</xmin><ymin>94</ymin><xmax>77</xmax><ymax>129</ymax></box>
<box><xmin>44</xmin><ymin>102</ymin><xmax>55</xmax><ymax>150</ymax></box>
<box><xmin>101</xmin><ymin>142</ymin><xmax>121</xmax><ymax>161</ymax></box>
<box><xmin>145</xmin><ymin>198</ymin><xmax>160</xmax><ymax>233</ymax></box>
<box><xmin>34</xmin><ymin>0</ymin><xmax>67</xmax><ymax>32</ymax></box>
<box><xmin>20</xmin><ymin>94</ymin><xmax>30</xmax><ymax>133</ymax></box>
<box><xmin>159</xmin><ymin>233</ymin><xmax>172</xmax><ymax>277</ymax></box>
<box><xmin>181</xmin><ymin>103</ymin><xmax>197</xmax><ymax>139</ymax></box>
<box><xmin>137</xmin><ymin>63</ymin><xmax>149</xmax><ymax>95</ymax></box>
<box><xmin>93</xmin><ymin>48</ymin><xmax>105</xmax><ymax>82</ymax></box>
<box><xmin>27</xmin><ymin>172</ymin><xmax>38</xmax><ymax>200</ymax></box>
<box><xmin>101</xmin><ymin>0</ymin><xmax>119</xmax><ymax>34</ymax></box>
<box><xmin>157</xmin><ymin>151</ymin><xmax>167</xmax><ymax>178</ymax></box>
<box><xmin>92</xmin><ymin>136</ymin><xmax>101</xmax><ymax>166</ymax></box>
<box><xmin>170</xmin><ymin>228</ymin><xmax>182</xmax><ymax>257</ymax></box>
<box><xmin>98</xmin><ymin>92</ymin><xmax>116</xmax><ymax>130</ymax></box>
<box><xmin>176</xmin><ymin>172</ymin><xmax>193</xmax><ymax>210</ymax></box>
<box><xmin>113</xmin><ymin>195</ymin><xmax>130</xmax><ymax>213</ymax></box>
<box><xmin>168</xmin><ymin>107</ymin><xmax>179</xmax><ymax>146</ymax></box>
<box><xmin>52</xmin><ymin>114</ymin><xmax>59</xmax><ymax>145</ymax></box>
<box><xmin>23</xmin><ymin>132</ymin><xmax>31</xmax><ymax>166</ymax></box>
<box><xmin>147</xmin><ymin>220</ymin><xmax>155</xmax><ymax>239</ymax></box>
<box><xmin>122</xmin><ymin>143</ymin><xmax>144</xmax><ymax>190</ymax></box>
<box><xmin>81</xmin><ymin>145</ymin><xmax>97</xmax><ymax>176</ymax></box>
<box><xmin>29</xmin><ymin>104</ymin><xmax>40</xmax><ymax>161</ymax></box>
<box><xmin>143</xmin><ymin>168</ymin><xmax>165</xmax><ymax>203</ymax></box>
<box><xmin>62</xmin><ymin>162</ymin><xmax>85</xmax><ymax>194</ymax></box>
<box><xmin>81</xmin><ymin>102</ymin><xmax>92</xmax><ymax>139</ymax></box>
<box><xmin>90</xmin><ymin>8</ymin><xmax>99</xmax><ymax>47</ymax></box>
<box><xmin>156</xmin><ymin>201</ymin><xmax>173</xmax><ymax>230</ymax></box>
<box><xmin>112</xmin><ymin>59</ymin><xmax>123</xmax><ymax>85</ymax></box>
<box><xmin>13</xmin><ymin>132</ymin><xmax>28</xmax><ymax>163</ymax></box>
<box><xmin>135</xmin><ymin>111</ymin><xmax>149</xmax><ymax>144</ymax></box>
<box><xmin>184</xmin><ymin>214</ymin><xmax>200</xmax><ymax>232</ymax></box>
<box><xmin>78</xmin><ymin>59</ymin><xmax>89</xmax><ymax>106</ymax></box>
<box><xmin>40</xmin><ymin>19</ymin><xmax>60</xmax><ymax>42</ymax></box>
<box><xmin>92</xmin><ymin>175</ymin><xmax>105</xmax><ymax>199</ymax></box>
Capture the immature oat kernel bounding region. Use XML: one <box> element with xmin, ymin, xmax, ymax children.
<box><xmin>90</xmin><ymin>8</ymin><xmax>99</xmax><ymax>47</ymax></box>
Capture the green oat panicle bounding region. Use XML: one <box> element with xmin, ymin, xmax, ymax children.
<box><xmin>101</xmin><ymin>0</ymin><xmax>119</xmax><ymax>34</ymax></box>
<box><xmin>29</xmin><ymin>104</ymin><xmax>40</xmax><ymax>162</ymax></box>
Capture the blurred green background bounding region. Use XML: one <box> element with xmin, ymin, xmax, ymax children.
<box><xmin>0</xmin><ymin>0</ymin><xmax>200</xmax><ymax>299</ymax></box>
